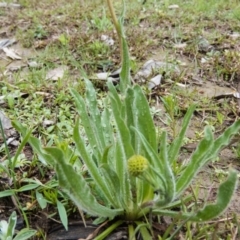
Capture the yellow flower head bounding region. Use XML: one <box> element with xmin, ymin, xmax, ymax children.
<box><xmin>127</xmin><ymin>155</ymin><xmax>149</xmax><ymax>177</ymax></box>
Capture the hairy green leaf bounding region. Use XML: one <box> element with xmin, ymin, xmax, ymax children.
<box><xmin>85</xmin><ymin>79</ymin><xmax>106</xmax><ymax>151</ymax></box>
<box><xmin>156</xmin><ymin>131</ymin><xmax>175</xmax><ymax>206</ymax></box>
<box><xmin>109</xmin><ymin>92</ymin><xmax>134</xmax><ymax>159</ymax></box>
<box><xmin>133</xmin><ymin>85</ymin><xmax>157</xmax><ymax>152</ymax></box>
<box><xmin>176</xmin><ymin>127</ymin><xmax>214</xmax><ymax>196</ymax></box>
<box><xmin>6</xmin><ymin>211</ymin><xmax>17</xmax><ymax>238</ymax></box>
<box><xmin>169</xmin><ymin>105</ymin><xmax>195</xmax><ymax>163</ymax></box>
<box><xmin>57</xmin><ymin>200</ymin><xmax>68</xmax><ymax>231</ymax></box>
<box><xmin>119</xmin><ymin>36</ymin><xmax>131</xmax><ymax>92</ymax></box>
<box><xmin>70</xmin><ymin>89</ymin><xmax>101</xmax><ymax>160</ymax></box>
<box><xmin>45</xmin><ymin>147</ymin><xmax>122</xmax><ymax>218</ymax></box>
<box><xmin>13</xmin><ymin>229</ymin><xmax>37</xmax><ymax>240</ymax></box>
<box><xmin>73</xmin><ymin>121</ymin><xmax>117</xmax><ymax>207</ymax></box>
<box><xmin>191</xmin><ymin>170</ymin><xmax>238</xmax><ymax>221</ymax></box>
<box><xmin>114</xmin><ymin>142</ymin><xmax>132</xmax><ymax>210</ymax></box>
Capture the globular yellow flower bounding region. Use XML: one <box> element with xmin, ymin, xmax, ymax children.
<box><xmin>127</xmin><ymin>155</ymin><xmax>149</xmax><ymax>177</ymax></box>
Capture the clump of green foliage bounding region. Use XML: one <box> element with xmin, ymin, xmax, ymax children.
<box><xmin>12</xmin><ymin>0</ymin><xmax>240</xmax><ymax>239</ymax></box>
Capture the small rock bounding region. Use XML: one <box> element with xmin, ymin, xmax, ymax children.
<box><xmin>148</xmin><ymin>74</ymin><xmax>162</xmax><ymax>90</ymax></box>
<box><xmin>46</xmin><ymin>66</ymin><xmax>68</xmax><ymax>81</ymax></box>
<box><xmin>173</xmin><ymin>43</ymin><xmax>187</xmax><ymax>49</ymax></box>
<box><xmin>134</xmin><ymin>59</ymin><xmax>180</xmax><ymax>82</ymax></box>
<box><xmin>168</xmin><ymin>4</ymin><xmax>179</xmax><ymax>9</ymax></box>
<box><xmin>101</xmin><ymin>34</ymin><xmax>114</xmax><ymax>46</ymax></box>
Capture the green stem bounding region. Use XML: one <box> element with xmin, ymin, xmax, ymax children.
<box><xmin>95</xmin><ymin>220</ymin><xmax>124</xmax><ymax>240</ymax></box>
<box><xmin>106</xmin><ymin>0</ymin><xmax>123</xmax><ymax>63</ymax></box>
<box><xmin>128</xmin><ymin>224</ymin><xmax>135</xmax><ymax>240</ymax></box>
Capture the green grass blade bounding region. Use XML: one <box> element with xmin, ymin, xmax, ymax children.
<box><xmin>191</xmin><ymin>170</ymin><xmax>238</xmax><ymax>221</ymax></box>
<box><xmin>57</xmin><ymin>200</ymin><xmax>68</xmax><ymax>231</ymax></box>
<box><xmin>0</xmin><ymin>118</ymin><xmax>11</xmax><ymax>167</ymax></box>
<box><xmin>169</xmin><ymin>105</ymin><xmax>195</xmax><ymax>164</ymax></box>
<box><xmin>12</xmin><ymin>129</ymin><xmax>32</xmax><ymax>169</ymax></box>
<box><xmin>12</xmin><ymin>121</ymin><xmax>54</xmax><ymax>166</ymax></box>
<box><xmin>45</xmin><ymin>147</ymin><xmax>122</xmax><ymax>218</ymax></box>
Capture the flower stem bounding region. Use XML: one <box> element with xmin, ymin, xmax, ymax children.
<box><xmin>106</xmin><ymin>0</ymin><xmax>123</xmax><ymax>62</ymax></box>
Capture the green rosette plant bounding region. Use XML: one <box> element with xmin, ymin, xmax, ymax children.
<box><xmin>13</xmin><ymin>0</ymin><xmax>240</xmax><ymax>239</ymax></box>
<box><xmin>15</xmin><ymin>78</ymin><xmax>240</xmax><ymax>238</ymax></box>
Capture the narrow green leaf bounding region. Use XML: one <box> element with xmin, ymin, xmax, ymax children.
<box><xmin>156</xmin><ymin>131</ymin><xmax>175</xmax><ymax>206</ymax></box>
<box><xmin>12</xmin><ymin>121</ymin><xmax>53</xmax><ymax>166</ymax></box>
<box><xmin>101</xmin><ymin>145</ymin><xmax>112</xmax><ymax>164</ymax></box>
<box><xmin>109</xmin><ymin>92</ymin><xmax>134</xmax><ymax>159</ymax></box>
<box><xmin>57</xmin><ymin>200</ymin><xmax>68</xmax><ymax>231</ymax></box>
<box><xmin>133</xmin><ymin>85</ymin><xmax>157</xmax><ymax>152</ymax></box>
<box><xmin>206</xmin><ymin>119</ymin><xmax>240</xmax><ymax>160</ymax></box>
<box><xmin>45</xmin><ymin>147</ymin><xmax>122</xmax><ymax>218</ymax></box>
<box><xmin>100</xmin><ymin>164</ymin><xmax>122</xmax><ymax>208</ymax></box>
<box><xmin>13</xmin><ymin>229</ymin><xmax>36</xmax><ymax>240</ymax></box>
<box><xmin>125</xmin><ymin>88</ymin><xmax>138</xmax><ymax>151</ymax></box>
<box><xmin>176</xmin><ymin>127</ymin><xmax>214</xmax><ymax>197</ymax></box>
<box><xmin>85</xmin><ymin>79</ymin><xmax>106</xmax><ymax>151</ymax></box>
<box><xmin>94</xmin><ymin>219</ymin><xmax>124</xmax><ymax>240</ymax></box>
<box><xmin>17</xmin><ymin>184</ymin><xmax>39</xmax><ymax>192</ymax></box>
<box><xmin>107</xmin><ymin>81</ymin><xmax>124</xmax><ymax>116</ymax></box>
<box><xmin>108</xmin><ymin>92</ymin><xmax>134</xmax><ymax>207</ymax></box>
<box><xmin>36</xmin><ymin>191</ymin><xmax>47</xmax><ymax>209</ymax></box>
<box><xmin>73</xmin><ymin>121</ymin><xmax>117</xmax><ymax>207</ymax></box>
<box><xmin>152</xmin><ymin>208</ymin><xmax>192</xmax><ymax>219</ymax></box>
<box><xmin>114</xmin><ymin>142</ymin><xmax>132</xmax><ymax>210</ymax></box>
<box><xmin>135</xmin><ymin>222</ymin><xmax>153</xmax><ymax>240</ymax></box>
<box><xmin>12</xmin><ymin>129</ymin><xmax>32</xmax><ymax>169</ymax></box>
<box><xmin>70</xmin><ymin>89</ymin><xmax>101</xmax><ymax>160</ymax></box>
<box><xmin>6</xmin><ymin>211</ymin><xmax>17</xmax><ymax>238</ymax></box>
<box><xmin>0</xmin><ymin>118</ymin><xmax>11</xmax><ymax>173</ymax></box>
<box><xmin>131</xmin><ymin>127</ymin><xmax>164</xmax><ymax>172</ymax></box>
<box><xmin>176</xmin><ymin>120</ymin><xmax>240</xmax><ymax>197</ymax></box>
<box><xmin>191</xmin><ymin>170</ymin><xmax>238</xmax><ymax>221</ymax></box>
<box><xmin>0</xmin><ymin>190</ymin><xmax>14</xmax><ymax>198</ymax></box>
<box><xmin>169</xmin><ymin>105</ymin><xmax>195</xmax><ymax>163</ymax></box>
<box><xmin>0</xmin><ymin>164</ymin><xmax>9</xmax><ymax>176</ymax></box>
<box><xmin>119</xmin><ymin>36</ymin><xmax>131</xmax><ymax>92</ymax></box>
<box><xmin>101</xmin><ymin>99</ymin><xmax>114</xmax><ymax>146</ymax></box>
